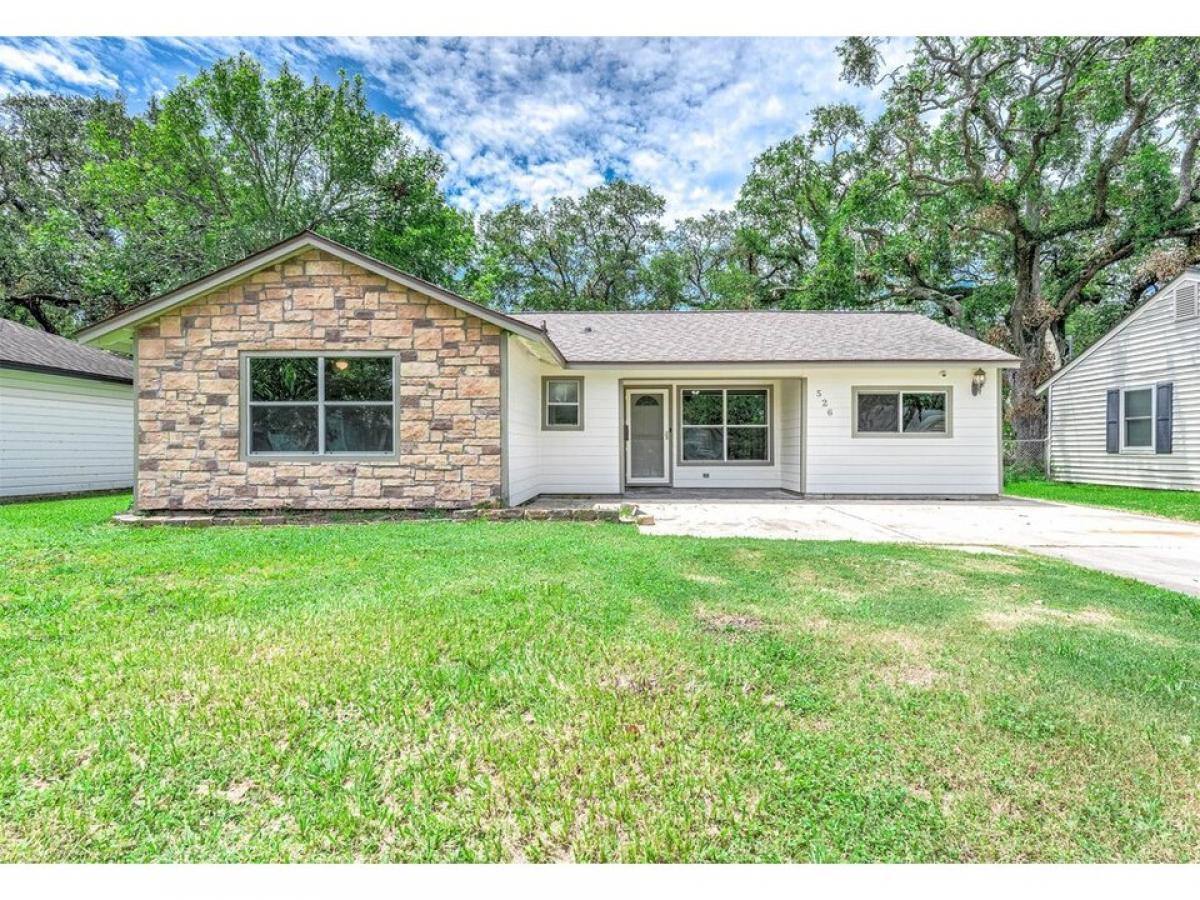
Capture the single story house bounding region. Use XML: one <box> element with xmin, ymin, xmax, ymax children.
<box><xmin>76</xmin><ymin>232</ymin><xmax>1018</xmax><ymax>511</ymax></box>
<box><xmin>1038</xmin><ymin>269</ymin><xmax>1198</xmax><ymax>491</ymax></box>
<box><xmin>1</xmin><ymin>317</ymin><xmax>134</xmax><ymax>498</ymax></box>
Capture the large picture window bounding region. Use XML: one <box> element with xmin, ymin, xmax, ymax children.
<box><xmin>679</xmin><ymin>387</ymin><xmax>770</xmax><ymax>463</ymax></box>
<box><xmin>854</xmin><ymin>388</ymin><xmax>949</xmax><ymax>436</ymax></box>
<box><xmin>245</xmin><ymin>355</ymin><xmax>396</xmax><ymax>456</ymax></box>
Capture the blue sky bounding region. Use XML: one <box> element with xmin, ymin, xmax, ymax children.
<box><xmin>0</xmin><ymin>36</ymin><xmax>905</xmax><ymax>220</ymax></box>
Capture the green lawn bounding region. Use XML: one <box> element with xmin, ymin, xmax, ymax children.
<box><xmin>1006</xmin><ymin>478</ymin><xmax>1200</xmax><ymax>522</ymax></box>
<box><xmin>2</xmin><ymin>494</ymin><xmax>1199</xmax><ymax>862</ymax></box>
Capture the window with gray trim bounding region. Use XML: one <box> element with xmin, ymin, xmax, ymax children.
<box><xmin>543</xmin><ymin>377</ymin><xmax>584</xmax><ymax>429</ymax></box>
<box><xmin>1122</xmin><ymin>387</ymin><xmax>1153</xmax><ymax>449</ymax></box>
<box><xmin>679</xmin><ymin>387</ymin><xmax>770</xmax><ymax>462</ymax></box>
<box><xmin>245</xmin><ymin>355</ymin><xmax>396</xmax><ymax>456</ymax></box>
<box><xmin>855</xmin><ymin>389</ymin><xmax>948</xmax><ymax>435</ymax></box>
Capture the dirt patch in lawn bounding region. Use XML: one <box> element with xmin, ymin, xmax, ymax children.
<box><xmin>697</xmin><ymin>610</ymin><xmax>768</xmax><ymax>634</ymax></box>
<box><xmin>599</xmin><ymin>673</ymin><xmax>665</xmax><ymax>696</ymax></box>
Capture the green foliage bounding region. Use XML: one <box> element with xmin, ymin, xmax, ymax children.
<box><xmin>0</xmin><ymin>93</ymin><xmax>132</xmax><ymax>332</ymax></box>
<box><xmin>654</xmin><ymin>211</ymin><xmax>759</xmax><ymax>308</ymax></box>
<box><xmin>1065</xmin><ymin>302</ymin><xmax>1130</xmax><ymax>356</ymax></box>
<box><xmin>476</xmin><ymin>180</ymin><xmax>666</xmax><ymax>310</ymax></box>
<box><xmin>84</xmin><ymin>54</ymin><xmax>472</xmax><ymax>321</ymax></box>
<box><xmin>872</xmin><ymin>37</ymin><xmax>1200</xmax><ymax>325</ymax></box>
<box><xmin>734</xmin><ymin>104</ymin><xmax>877</xmax><ymax>308</ymax></box>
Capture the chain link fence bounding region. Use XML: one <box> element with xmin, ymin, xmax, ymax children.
<box><xmin>1003</xmin><ymin>437</ymin><xmax>1049</xmax><ymax>480</ymax></box>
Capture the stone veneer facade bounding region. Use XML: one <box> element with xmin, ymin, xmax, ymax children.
<box><xmin>135</xmin><ymin>248</ymin><xmax>502</xmax><ymax>510</ymax></box>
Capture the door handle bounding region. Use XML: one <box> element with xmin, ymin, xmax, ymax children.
<box><xmin>624</xmin><ymin>424</ymin><xmax>629</xmax><ymax>442</ymax></box>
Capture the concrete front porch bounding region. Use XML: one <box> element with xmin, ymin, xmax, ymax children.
<box><xmin>526</xmin><ymin>488</ymin><xmax>799</xmax><ymax>507</ymax></box>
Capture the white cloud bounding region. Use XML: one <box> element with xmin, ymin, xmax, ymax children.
<box><xmin>0</xmin><ymin>36</ymin><xmax>900</xmax><ymax>221</ymax></box>
<box><xmin>0</xmin><ymin>39</ymin><xmax>117</xmax><ymax>89</ymax></box>
<box><xmin>321</xmin><ymin>37</ymin><xmax>895</xmax><ymax>219</ymax></box>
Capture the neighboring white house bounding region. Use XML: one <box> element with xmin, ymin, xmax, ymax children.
<box><xmin>0</xmin><ymin>317</ymin><xmax>134</xmax><ymax>498</ymax></box>
<box><xmin>503</xmin><ymin>310</ymin><xmax>1017</xmax><ymax>504</ymax></box>
<box><xmin>1038</xmin><ymin>269</ymin><xmax>1199</xmax><ymax>491</ymax></box>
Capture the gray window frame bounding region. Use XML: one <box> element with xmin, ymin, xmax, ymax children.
<box><xmin>676</xmin><ymin>384</ymin><xmax>773</xmax><ymax>466</ymax></box>
<box><xmin>851</xmin><ymin>386</ymin><xmax>953</xmax><ymax>438</ymax></box>
<box><xmin>240</xmin><ymin>351</ymin><xmax>400</xmax><ymax>461</ymax></box>
<box><xmin>541</xmin><ymin>376</ymin><xmax>585</xmax><ymax>431</ymax></box>
<box><xmin>1120</xmin><ymin>385</ymin><xmax>1155</xmax><ymax>452</ymax></box>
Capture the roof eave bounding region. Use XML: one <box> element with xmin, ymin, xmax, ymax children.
<box><xmin>559</xmin><ymin>357</ymin><xmax>1020</xmax><ymax>368</ymax></box>
<box><xmin>0</xmin><ymin>360</ymin><xmax>133</xmax><ymax>385</ymax></box>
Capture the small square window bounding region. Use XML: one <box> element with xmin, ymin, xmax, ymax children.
<box><xmin>543</xmin><ymin>377</ymin><xmax>584</xmax><ymax>430</ymax></box>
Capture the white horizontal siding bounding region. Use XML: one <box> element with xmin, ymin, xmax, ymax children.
<box><xmin>502</xmin><ymin>355</ymin><xmax>1000</xmax><ymax>500</ymax></box>
<box><xmin>1048</xmin><ymin>280</ymin><xmax>1200</xmax><ymax>490</ymax></box>
<box><xmin>805</xmin><ymin>365</ymin><xmax>1001</xmax><ymax>495</ymax></box>
<box><xmin>0</xmin><ymin>368</ymin><xmax>134</xmax><ymax>497</ymax></box>
<box><xmin>503</xmin><ymin>337</ymin><xmax>543</xmax><ymax>505</ymax></box>
<box><xmin>538</xmin><ymin>370</ymin><xmax>622</xmax><ymax>493</ymax></box>
<box><xmin>779</xmin><ymin>378</ymin><xmax>804</xmax><ymax>493</ymax></box>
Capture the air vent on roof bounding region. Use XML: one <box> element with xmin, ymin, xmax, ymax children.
<box><xmin>1176</xmin><ymin>283</ymin><xmax>1198</xmax><ymax>321</ymax></box>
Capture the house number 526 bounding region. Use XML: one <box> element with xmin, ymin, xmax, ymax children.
<box><xmin>815</xmin><ymin>389</ymin><xmax>834</xmax><ymax>416</ymax></box>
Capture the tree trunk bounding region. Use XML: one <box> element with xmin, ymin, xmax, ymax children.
<box><xmin>1007</xmin><ymin>240</ymin><xmax>1051</xmax><ymax>471</ymax></box>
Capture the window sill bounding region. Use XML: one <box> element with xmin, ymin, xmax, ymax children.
<box><xmin>244</xmin><ymin>454</ymin><xmax>400</xmax><ymax>463</ymax></box>
<box><xmin>851</xmin><ymin>432</ymin><xmax>952</xmax><ymax>439</ymax></box>
<box><xmin>677</xmin><ymin>459</ymin><xmax>774</xmax><ymax>467</ymax></box>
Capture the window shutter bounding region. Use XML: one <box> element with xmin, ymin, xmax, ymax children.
<box><xmin>1106</xmin><ymin>389</ymin><xmax>1120</xmax><ymax>453</ymax></box>
<box><xmin>1155</xmin><ymin>383</ymin><xmax>1174</xmax><ymax>454</ymax></box>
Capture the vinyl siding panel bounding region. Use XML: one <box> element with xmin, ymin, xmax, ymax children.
<box><xmin>0</xmin><ymin>368</ymin><xmax>133</xmax><ymax>497</ymax></box>
<box><xmin>503</xmin><ymin>337</ymin><xmax>543</xmax><ymax>506</ymax></box>
<box><xmin>1048</xmin><ymin>278</ymin><xmax>1200</xmax><ymax>490</ymax></box>
<box><xmin>538</xmin><ymin>370</ymin><xmax>621</xmax><ymax>494</ymax></box>
<box><xmin>805</xmin><ymin>365</ymin><xmax>1001</xmax><ymax>495</ymax></box>
<box><xmin>779</xmin><ymin>378</ymin><xmax>804</xmax><ymax>492</ymax></box>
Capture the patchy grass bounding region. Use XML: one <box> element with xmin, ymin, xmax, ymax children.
<box><xmin>2</xmin><ymin>494</ymin><xmax>1199</xmax><ymax>862</ymax></box>
<box><xmin>1006</xmin><ymin>478</ymin><xmax>1200</xmax><ymax>523</ymax></box>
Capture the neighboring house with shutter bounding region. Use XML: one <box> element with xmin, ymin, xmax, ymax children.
<box><xmin>75</xmin><ymin>231</ymin><xmax>1019</xmax><ymax>511</ymax></box>
<box><xmin>0</xmin><ymin>318</ymin><xmax>134</xmax><ymax>498</ymax></box>
<box><xmin>1038</xmin><ymin>270</ymin><xmax>1199</xmax><ymax>491</ymax></box>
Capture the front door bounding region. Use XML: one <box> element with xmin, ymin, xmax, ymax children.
<box><xmin>625</xmin><ymin>389</ymin><xmax>670</xmax><ymax>486</ymax></box>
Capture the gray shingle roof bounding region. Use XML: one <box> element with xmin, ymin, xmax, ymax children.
<box><xmin>0</xmin><ymin>317</ymin><xmax>133</xmax><ymax>383</ymax></box>
<box><xmin>511</xmin><ymin>310</ymin><xmax>1017</xmax><ymax>365</ymax></box>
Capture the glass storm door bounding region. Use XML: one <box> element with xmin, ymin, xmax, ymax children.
<box><xmin>625</xmin><ymin>389</ymin><xmax>670</xmax><ymax>485</ymax></box>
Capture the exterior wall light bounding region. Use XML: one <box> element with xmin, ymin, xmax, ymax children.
<box><xmin>972</xmin><ymin>368</ymin><xmax>987</xmax><ymax>396</ymax></box>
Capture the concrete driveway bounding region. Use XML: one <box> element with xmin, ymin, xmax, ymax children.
<box><xmin>636</xmin><ymin>495</ymin><xmax>1200</xmax><ymax>596</ymax></box>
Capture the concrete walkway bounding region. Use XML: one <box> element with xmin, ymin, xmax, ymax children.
<box><xmin>637</xmin><ymin>496</ymin><xmax>1200</xmax><ymax>597</ymax></box>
